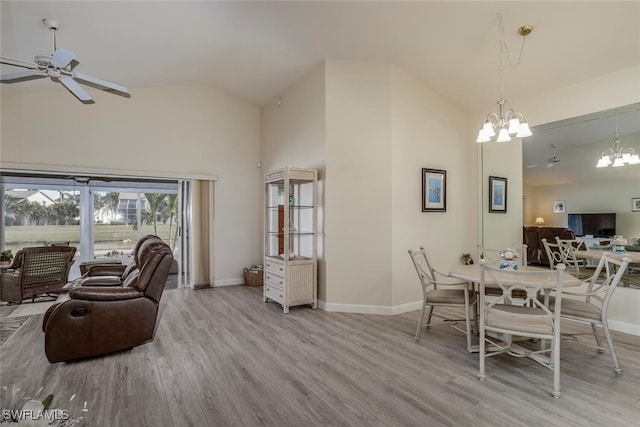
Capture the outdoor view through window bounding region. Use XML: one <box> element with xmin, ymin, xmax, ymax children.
<box><xmin>2</xmin><ymin>177</ymin><xmax>179</xmax><ymax>280</ymax></box>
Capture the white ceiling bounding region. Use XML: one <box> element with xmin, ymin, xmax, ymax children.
<box><xmin>2</xmin><ymin>1</ymin><xmax>640</xmax><ymax>186</ymax></box>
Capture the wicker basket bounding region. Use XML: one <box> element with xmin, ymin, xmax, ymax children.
<box><xmin>243</xmin><ymin>268</ymin><xmax>263</xmax><ymax>286</ymax></box>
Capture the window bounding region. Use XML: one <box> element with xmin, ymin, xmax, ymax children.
<box><xmin>1</xmin><ymin>173</ymin><xmax>181</xmax><ymax>281</ymax></box>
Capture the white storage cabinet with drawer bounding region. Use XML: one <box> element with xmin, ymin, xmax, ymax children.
<box><xmin>264</xmin><ymin>167</ymin><xmax>317</xmax><ymax>313</ymax></box>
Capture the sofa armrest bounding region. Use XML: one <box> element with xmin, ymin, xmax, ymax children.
<box><xmin>84</xmin><ymin>264</ymin><xmax>127</xmax><ymax>277</ymax></box>
<box><xmin>70</xmin><ymin>286</ymin><xmax>143</xmax><ymax>301</ymax></box>
<box><xmin>80</xmin><ymin>276</ymin><xmax>123</xmax><ymax>287</ymax></box>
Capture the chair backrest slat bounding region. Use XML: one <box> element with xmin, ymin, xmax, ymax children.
<box><xmin>582</xmin><ymin>254</ymin><xmax>629</xmax><ymax>308</ymax></box>
<box><xmin>542</xmin><ymin>239</ymin><xmax>564</xmax><ymax>269</ymax></box>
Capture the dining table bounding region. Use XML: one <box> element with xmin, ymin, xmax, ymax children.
<box><xmin>449</xmin><ymin>264</ymin><xmax>583</xmax><ymax>289</ymax></box>
<box><xmin>573</xmin><ymin>249</ymin><xmax>640</xmax><ymax>264</ymax></box>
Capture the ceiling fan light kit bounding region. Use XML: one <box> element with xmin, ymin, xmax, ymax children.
<box><xmin>527</xmin><ymin>144</ymin><xmax>569</xmax><ymax>169</ymax></box>
<box><xmin>0</xmin><ymin>18</ymin><xmax>129</xmax><ymax>103</ymax></box>
<box><xmin>476</xmin><ymin>15</ymin><xmax>533</xmax><ymax>143</ymax></box>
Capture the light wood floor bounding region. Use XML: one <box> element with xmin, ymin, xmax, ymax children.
<box><xmin>1</xmin><ymin>285</ymin><xmax>640</xmax><ymax>426</ymax></box>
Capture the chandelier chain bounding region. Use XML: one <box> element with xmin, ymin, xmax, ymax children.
<box><xmin>476</xmin><ymin>13</ymin><xmax>533</xmax><ymax>143</ymax></box>
<box><xmin>497</xmin><ymin>13</ymin><xmax>528</xmax><ymax>100</ymax></box>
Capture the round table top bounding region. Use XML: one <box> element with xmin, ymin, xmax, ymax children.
<box><xmin>448</xmin><ymin>263</ymin><xmax>582</xmax><ymax>289</ymax></box>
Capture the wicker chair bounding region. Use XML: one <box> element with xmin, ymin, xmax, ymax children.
<box><xmin>0</xmin><ymin>246</ymin><xmax>76</xmax><ymax>304</ymax></box>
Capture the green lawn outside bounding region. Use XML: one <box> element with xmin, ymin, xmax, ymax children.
<box><xmin>3</xmin><ymin>224</ymin><xmax>177</xmax><ymax>255</ymax></box>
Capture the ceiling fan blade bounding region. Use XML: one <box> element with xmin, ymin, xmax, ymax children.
<box><xmin>51</xmin><ymin>49</ymin><xmax>76</xmax><ymax>69</ymax></box>
<box><xmin>59</xmin><ymin>76</ymin><xmax>94</xmax><ymax>103</ymax></box>
<box><xmin>0</xmin><ymin>70</ymin><xmax>47</xmax><ymax>81</ymax></box>
<box><xmin>0</xmin><ymin>56</ymin><xmax>39</xmax><ymax>70</ymax></box>
<box><xmin>74</xmin><ymin>72</ymin><xmax>128</xmax><ymax>94</ymax></box>
<box><xmin>526</xmin><ymin>164</ymin><xmax>542</xmax><ymax>169</ymax></box>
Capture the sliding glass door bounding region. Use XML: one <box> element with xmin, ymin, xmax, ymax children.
<box><xmin>1</xmin><ymin>173</ymin><xmax>187</xmax><ymax>285</ymax></box>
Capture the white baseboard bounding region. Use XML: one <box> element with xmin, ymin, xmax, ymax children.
<box><xmin>318</xmin><ymin>299</ymin><xmax>422</xmax><ymax>315</ymax></box>
<box><xmin>608</xmin><ymin>319</ymin><xmax>640</xmax><ymax>336</ymax></box>
<box><xmin>212</xmin><ymin>278</ymin><xmax>244</xmax><ymax>287</ymax></box>
<box><xmin>317</xmin><ymin>300</ymin><xmax>639</xmax><ymax>336</ymax></box>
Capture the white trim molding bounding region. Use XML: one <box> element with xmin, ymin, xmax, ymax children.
<box><xmin>212</xmin><ymin>278</ymin><xmax>244</xmax><ymax>287</ymax></box>
<box><xmin>1</xmin><ymin>161</ymin><xmax>219</xmax><ymax>182</ymax></box>
<box><xmin>318</xmin><ymin>299</ymin><xmax>422</xmax><ymax>315</ymax></box>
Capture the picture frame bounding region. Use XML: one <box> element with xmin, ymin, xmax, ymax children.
<box><xmin>488</xmin><ymin>176</ymin><xmax>507</xmax><ymax>213</ymax></box>
<box><xmin>553</xmin><ymin>200</ymin><xmax>566</xmax><ymax>213</ymax></box>
<box><xmin>633</xmin><ymin>197</ymin><xmax>640</xmax><ymax>212</ymax></box>
<box><xmin>422</xmin><ymin>168</ymin><xmax>446</xmax><ymax>212</ymax></box>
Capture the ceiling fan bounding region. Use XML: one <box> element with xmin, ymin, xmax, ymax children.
<box><xmin>526</xmin><ymin>144</ymin><xmax>570</xmax><ymax>169</ymax></box>
<box><xmin>0</xmin><ymin>18</ymin><xmax>129</xmax><ymax>103</ymax></box>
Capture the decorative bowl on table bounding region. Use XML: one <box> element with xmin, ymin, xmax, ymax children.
<box><xmin>611</xmin><ymin>236</ymin><xmax>628</xmax><ymax>253</ymax></box>
<box><xmin>499</xmin><ymin>260</ymin><xmax>519</xmax><ymax>270</ymax></box>
<box><xmin>499</xmin><ymin>247</ymin><xmax>519</xmax><ymax>270</ymax></box>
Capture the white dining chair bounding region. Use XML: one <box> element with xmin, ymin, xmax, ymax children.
<box><xmin>555</xmin><ymin>237</ymin><xmax>590</xmax><ymax>279</ymax></box>
<box><xmin>542</xmin><ymin>238</ymin><xmax>564</xmax><ymax>270</ymax></box>
<box><xmin>409</xmin><ymin>247</ymin><xmax>477</xmax><ymax>352</ymax></box>
<box><xmin>479</xmin><ymin>261</ymin><xmax>566</xmax><ymax>398</ymax></box>
<box><xmin>547</xmin><ymin>254</ymin><xmax>630</xmax><ymax>374</ymax></box>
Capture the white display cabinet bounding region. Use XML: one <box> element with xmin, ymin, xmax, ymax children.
<box><xmin>264</xmin><ymin>167</ymin><xmax>317</xmax><ymax>313</ymax></box>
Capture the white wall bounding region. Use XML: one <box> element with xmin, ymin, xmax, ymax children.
<box><xmin>1</xmin><ymin>85</ymin><xmax>262</xmax><ymax>286</ymax></box>
<box><xmin>324</xmin><ymin>60</ymin><xmax>393</xmax><ymax>308</ymax></box>
<box><xmin>260</xmin><ymin>65</ymin><xmax>327</xmax><ymax>299</ymax></box>
<box><xmin>261</xmin><ymin>61</ymin><xmax>475</xmax><ymax>314</ymax></box>
<box><xmin>390</xmin><ymin>67</ymin><xmax>474</xmax><ymax>308</ymax></box>
<box><xmin>479</xmin><ymin>140</ymin><xmax>524</xmax><ymax>250</ymax></box>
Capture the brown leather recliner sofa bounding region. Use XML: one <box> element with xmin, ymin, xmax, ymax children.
<box><xmin>523</xmin><ymin>226</ymin><xmax>575</xmax><ymax>266</ymax></box>
<box><xmin>42</xmin><ymin>235</ymin><xmax>173</xmax><ymax>363</ymax></box>
<box><xmin>78</xmin><ymin>234</ymin><xmax>158</xmax><ymax>287</ymax></box>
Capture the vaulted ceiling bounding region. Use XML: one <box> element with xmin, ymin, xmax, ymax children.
<box><xmin>2</xmin><ymin>1</ymin><xmax>638</xmax><ymax>111</ymax></box>
<box><xmin>2</xmin><ymin>2</ymin><xmax>639</xmax><ymax>185</ymax></box>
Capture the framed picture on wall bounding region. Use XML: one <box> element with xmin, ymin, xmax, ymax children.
<box><xmin>554</xmin><ymin>200</ymin><xmax>566</xmax><ymax>213</ymax></box>
<box><xmin>489</xmin><ymin>176</ymin><xmax>507</xmax><ymax>213</ymax></box>
<box><xmin>633</xmin><ymin>197</ymin><xmax>640</xmax><ymax>212</ymax></box>
<box><xmin>422</xmin><ymin>168</ymin><xmax>446</xmax><ymax>212</ymax></box>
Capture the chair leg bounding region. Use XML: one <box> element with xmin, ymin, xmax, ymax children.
<box><xmin>591</xmin><ymin>322</ymin><xmax>604</xmax><ymax>352</ymax></box>
<box><xmin>464</xmin><ymin>287</ymin><xmax>473</xmax><ymax>352</ymax></box>
<box><xmin>415</xmin><ymin>303</ymin><xmax>427</xmax><ymax>341</ymax></box>
<box><xmin>425</xmin><ymin>305</ymin><xmax>434</xmax><ymax>329</ymax></box>
<box><xmin>479</xmin><ymin>322</ymin><xmax>486</xmax><ymax>381</ymax></box>
<box><xmin>601</xmin><ymin>318</ymin><xmax>622</xmax><ymax>374</ymax></box>
<box><xmin>552</xmin><ymin>334</ymin><xmax>561</xmax><ymax>399</ymax></box>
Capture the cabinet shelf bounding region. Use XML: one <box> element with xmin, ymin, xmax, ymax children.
<box><xmin>267</xmin><ymin>232</ymin><xmax>315</xmax><ymax>236</ymax></box>
<box><xmin>267</xmin><ymin>205</ymin><xmax>314</xmax><ymax>209</ymax></box>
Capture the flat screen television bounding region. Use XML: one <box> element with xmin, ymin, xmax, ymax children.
<box><xmin>567</xmin><ymin>213</ymin><xmax>616</xmax><ymax>237</ymax></box>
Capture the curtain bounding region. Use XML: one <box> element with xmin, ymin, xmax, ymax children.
<box><xmin>190</xmin><ymin>179</ymin><xmax>215</xmax><ymax>288</ymax></box>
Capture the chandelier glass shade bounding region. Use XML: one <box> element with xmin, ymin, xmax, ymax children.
<box><xmin>476</xmin><ymin>99</ymin><xmax>532</xmax><ymax>143</ymax></box>
<box><xmin>596</xmin><ymin>138</ymin><xmax>640</xmax><ymax>168</ymax></box>
<box><xmin>476</xmin><ymin>15</ymin><xmax>532</xmax><ymax>144</ymax></box>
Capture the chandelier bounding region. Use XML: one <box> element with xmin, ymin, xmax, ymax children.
<box><xmin>596</xmin><ymin>114</ymin><xmax>640</xmax><ymax>167</ymax></box>
<box><xmin>476</xmin><ymin>15</ymin><xmax>533</xmax><ymax>143</ymax></box>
